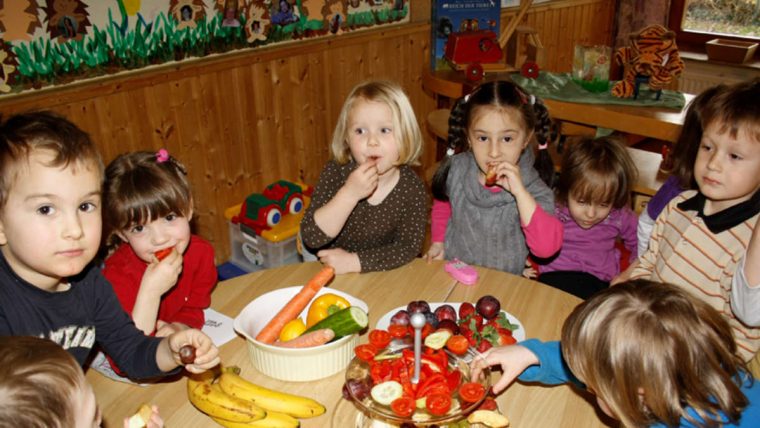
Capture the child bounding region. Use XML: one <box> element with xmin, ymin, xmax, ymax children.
<box><xmin>472</xmin><ymin>280</ymin><xmax>759</xmax><ymax>428</ymax></box>
<box><xmin>300</xmin><ymin>80</ymin><xmax>428</xmax><ymax>274</ymax></box>
<box><xmin>0</xmin><ymin>336</ymin><xmax>163</xmax><ymax>428</ymax></box>
<box><xmin>0</xmin><ymin>111</ymin><xmax>219</xmax><ymax>379</ymax></box>
<box><xmin>424</xmin><ymin>80</ymin><xmax>562</xmax><ymax>274</ymax></box>
<box><xmin>636</xmin><ymin>84</ymin><xmax>726</xmax><ymax>256</ymax></box>
<box><xmin>102</xmin><ymin>150</ymin><xmax>217</xmax><ymax>337</ymax></box>
<box><xmin>629</xmin><ymin>78</ymin><xmax>760</xmax><ymax>363</ymax></box>
<box><xmin>527</xmin><ymin>136</ymin><xmax>638</xmax><ymax>299</ymax></box>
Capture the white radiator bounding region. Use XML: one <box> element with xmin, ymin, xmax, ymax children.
<box><xmin>677</xmin><ymin>58</ymin><xmax>760</xmax><ymax>94</ymax></box>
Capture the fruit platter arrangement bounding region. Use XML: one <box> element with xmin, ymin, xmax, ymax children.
<box><xmin>343</xmin><ymin>296</ymin><xmax>520</xmax><ymax>427</ymax></box>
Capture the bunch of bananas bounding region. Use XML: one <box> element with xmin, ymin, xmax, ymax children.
<box><xmin>187</xmin><ymin>366</ymin><xmax>325</xmax><ymax>427</ymax></box>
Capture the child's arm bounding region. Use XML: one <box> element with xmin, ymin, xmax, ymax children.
<box><xmin>132</xmin><ymin>250</ymin><xmax>183</xmax><ymax>334</ymax></box>
<box><xmin>521</xmin><ymin>205</ymin><xmax>563</xmax><ymax>258</ymax></box>
<box><xmin>629</xmin><ymin>198</ymin><xmax>677</xmax><ymax>280</ymax></box>
<box><xmin>155</xmin><ymin>328</ymin><xmax>220</xmax><ymax>373</ymax></box>
<box><xmin>730</xmin><ymin>225</ymin><xmax>760</xmax><ymax>326</ymax></box>
<box><xmin>636</xmin><ymin>209</ymin><xmax>656</xmax><ymax>256</ymax></box>
<box><xmin>620</xmin><ymin>208</ymin><xmax>639</xmax><ymax>261</ymax></box>
<box><xmin>492</xmin><ymin>161</ymin><xmax>538</xmax><ymax>226</ymax></box>
<box><xmin>313</xmin><ymin>161</ymin><xmax>379</xmax><ymax>239</ymax></box>
<box><xmin>425</xmin><ymin>199</ymin><xmax>451</xmax><ymax>261</ymax></box>
<box><xmin>161</xmin><ymin>241</ymin><xmax>216</xmax><ymax>330</ymax></box>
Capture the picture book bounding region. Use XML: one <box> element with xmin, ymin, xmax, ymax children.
<box><xmin>430</xmin><ymin>0</ymin><xmax>501</xmax><ymax>71</ymax></box>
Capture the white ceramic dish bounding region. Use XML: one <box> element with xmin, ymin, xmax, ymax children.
<box><xmin>376</xmin><ymin>302</ymin><xmax>526</xmax><ymax>342</ymax></box>
<box><xmin>234</xmin><ymin>286</ymin><xmax>368</xmax><ymax>382</ymax></box>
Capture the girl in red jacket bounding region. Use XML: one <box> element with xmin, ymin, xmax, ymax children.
<box><xmin>102</xmin><ymin>149</ymin><xmax>216</xmax><ymax>338</ymax></box>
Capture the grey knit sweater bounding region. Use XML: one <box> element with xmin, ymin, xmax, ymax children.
<box><xmin>444</xmin><ymin>150</ymin><xmax>555</xmax><ymax>274</ymax></box>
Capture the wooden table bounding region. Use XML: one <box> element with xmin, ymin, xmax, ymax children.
<box><xmin>423</xmin><ymin>69</ymin><xmax>690</xmax><ymax>143</ymax></box>
<box><xmin>88</xmin><ymin>259</ymin><xmax>614</xmax><ymax>427</ymax></box>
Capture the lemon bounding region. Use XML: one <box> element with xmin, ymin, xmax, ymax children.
<box><xmin>279</xmin><ymin>318</ymin><xmax>307</xmax><ymax>342</ymax></box>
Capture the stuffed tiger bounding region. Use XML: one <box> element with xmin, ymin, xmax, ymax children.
<box><xmin>612</xmin><ymin>24</ymin><xmax>685</xmax><ymax>98</ymax></box>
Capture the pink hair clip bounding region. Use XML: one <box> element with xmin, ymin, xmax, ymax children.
<box><xmin>156</xmin><ymin>148</ymin><xmax>170</xmax><ymax>163</ymax></box>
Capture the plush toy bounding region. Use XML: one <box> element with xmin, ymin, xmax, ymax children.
<box><xmin>611</xmin><ymin>24</ymin><xmax>684</xmax><ymax>98</ymax></box>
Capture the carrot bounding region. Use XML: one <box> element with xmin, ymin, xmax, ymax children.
<box><xmin>273</xmin><ymin>328</ymin><xmax>335</xmax><ymax>348</ymax></box>
<box><xmin>255</xmin><ymin>266</ymin><xmax>335</xmax><ymax>344</ymax></box>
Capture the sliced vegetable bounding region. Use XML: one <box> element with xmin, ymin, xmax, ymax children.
<box><xmin>255</xmin><ymin>266</ymin><xmax>335</xmax><ymax>343</ymax></box>
<box><xmin>154</xmin><ymin>247</ymin><xmax>174</xmax><ymax>261</ymax></box>
<box><xmin>370</xmin><ymin>381</ymin><xmax>403</xmax><ymax>406</ymax></box>
<box><xmin>459</xmin><ymin>382</ymin><xmax>486</xmax><ymax>403</ymax></box>
<box><xmin>388</xmin><ymin>324</ymin><xmax>409</xmax><ymax>338</ymax></box>
<box><xmin>390</xmin><ymin>396</ymin><xmax>416</xmax><ymax>417</ymax></box>
<box><xmin>305</xmin><ymin>293</ymin><xmax>350</xmax><ymax>327</ymax></box>
<box><xmin>446</xmin><ymin>335</ymin><xmax>470</xmax><ymax>355</ymax></box>
<box><xmin>425</xmin><ymin>393</ymin><xmax>452</xmax><ymax>416</ymax></box>
<box><xmin>304</xmin><ymin>306</ymin><xmax>368</xmax><ymax>339</ymax></box>
<box><xmin>273</xmin><ymin>328</ymin><xmax>334</xmax><ymax>348</ymax></box>
<box><xmin>369</xmin><ymin>329</ymin><xmax>392</xmax><ymax>349</ymax></box>
<box><xmin>424</xmin><ymin>329</ymin><xmax>452</xmax><ymax>350</ymax></box>
<box><xmin>354</xmin><ymin>344</ymin><xmax>378</xmax><ymax>362</ymax></box>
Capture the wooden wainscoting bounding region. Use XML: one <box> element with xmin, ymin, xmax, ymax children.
<box><xmin>0</xmin><ymin>0</ymin><xmax>615</xmax><ymax>264</ymax></box>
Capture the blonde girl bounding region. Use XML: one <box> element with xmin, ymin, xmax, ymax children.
<box><xmin>102</xmin><ymin>150</ymin><xmax>216</xmax><ymax>342</ymax></box>
<box><xmin>473</xmin><ymin>280</ymin><xmax>758</xmax><ymax>428</ymax></box>
<box><xmin>529</xmin><ymin>136</ymin><xmax>638</xmax><ymax>299</ymax></box>
<box><xmin>300</xmin><ymin>80</ymin><xmax>427</xmax><ymax>274</ymax></box>
<box><xmin>425</xmin><ymin>80</ymin><xmax>561</xmax><ymax>274</ymax></box>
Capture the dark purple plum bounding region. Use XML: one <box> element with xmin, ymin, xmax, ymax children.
<box><xmin>476</xmin><ymin>295</ymin><xmax>501</xmax><ymax>320</ymax></box>
<box><xmin>434</xmin><ymin>304</ymin><xmax>458</xmax><ymax>322</ymax></box>
<box><xmin>407</xmin><ymin>300</ymin><xmax>431</xmax><ymax>314</ymax></box>
<box><xmin>436</xmin><ymin>319</ymin><xmax>460</xmax><ymax>335</ymax></box>
<box><xmin>390</xmin><ymin>309</ymin><xmax>411</xmax><ymax>326</ymax></box>
<box><xmin>343</xmin><ymin>379</ymin><xmax>370</xmax><ymax>401</ymax></box>
<box><xmin>424</xmin><ymin>311</ymin><xmax>439</xmax><ymax>329</ymax></box>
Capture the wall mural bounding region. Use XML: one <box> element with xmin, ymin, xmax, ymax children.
<box><xmin>0</xmin><ymin>0</ymin><xmax>410</xmax><ymax>95</ymax></box>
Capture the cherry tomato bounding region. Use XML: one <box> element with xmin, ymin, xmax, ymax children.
<box><xmin>354</xmin><ymin>344</ymin><xmax>377</xmax><ymax>362</ymax></box>
<box><xmin>154</xmin><ymin>247</ymin><xmax>173</xmax><ymax>261</ymax></box>
<box><xmin>446</xmin><ymin>334</ymin><xmax>469</xmax><ymax>355</ymax></box>
<box><xmin>369</xmin><ymin>329</ymin><xmax>392</xmax><ymax>349</ymax></box>
<box><xmin>425</xmin><ymin>393</ymin><xmax>452</xmax><ymax>416</ymax></box>
<box><xmin>388</xmin><ymin>324</ymin><xmax>408</xmax><ymax>338</ymax></box>
<box><xmin>390</xmin><ymin>396</ymin><xmax>416</xmax><ymax>417</ymax></box>
<box><xmin>459</xmin><ymin>382</ymin><xmax>486</xmax><ymax>403</ymax></box>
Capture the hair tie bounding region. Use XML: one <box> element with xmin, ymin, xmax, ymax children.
<box><xmin>529</xmin><ymin>94</ymin><xmax>536</xmax><ymax>105</ymax></box>
<box><xmin>463</xmin><ymin>93</ymin><xmax>471</xmax><ymax>103</ymax></box>
<box><xmin>446</xmin><ymin>147</ymin><xmax>455</xmax><ymax>157</ymax></box>
<box><xmin>156</xmin><ymin>148</ymin><xmax>170</xmax><ymax>163</ymax></box>
<box><xmin>537</xmin><ymin>142</ymin><xmax>549</xmax><ymax>151</ymax></box>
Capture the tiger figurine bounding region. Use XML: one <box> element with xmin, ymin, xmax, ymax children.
<box><xmin>612</xmin><ymin>24</ymin><xmax>684</xmax><ymax>98</ymax></box>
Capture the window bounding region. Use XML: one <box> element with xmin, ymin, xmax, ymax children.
<box><xmin>669</xmin><ymin>0</ymin><xmax>760</xmax><ymax>52</ymax></box>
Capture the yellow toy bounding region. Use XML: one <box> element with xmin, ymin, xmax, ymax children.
<box><xmin>612</xmin><ymin>24</ymin><xmax>684</xmax><ymax>99</ymax></box>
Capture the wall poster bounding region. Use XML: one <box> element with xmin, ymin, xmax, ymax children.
<box><xmin>0</xmin><ymin>0</ymin><xmax>410</xmax><ymax>95</ymax></box>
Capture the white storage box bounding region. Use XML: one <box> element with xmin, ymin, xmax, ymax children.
<box><xmin>228</xmin><ymin>221</ymin><xmax>300</xmax><ymax>271</ymax></box>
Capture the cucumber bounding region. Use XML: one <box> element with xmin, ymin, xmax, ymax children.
<box><xmin>370</xmin><ymin>381</ymin><xmax>403</xmax><ymax>405</ymax></box>
<box><xmin>424</xmin><ymin>329</ymin><xmax>452</xmax><ymax>350</ymax></box>
<box><xmin>303</xmin><ymin>306</ymin><xmax>368</xmax><ymax>339</ymax></box>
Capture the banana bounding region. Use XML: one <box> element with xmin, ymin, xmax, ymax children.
<box><xmin>218</xmin><ymin>366</ymin><xmax>325</xmax><ymax>418</ymax></box>
<box><xmin>187</xmin><ymin>371</ymin><xmax>267</xmax><ymax>423</ymax></box>
<box><xmin>211</xmin><ymin>411</ymin><xmax>300</xmax><ymax>428</ymax></box>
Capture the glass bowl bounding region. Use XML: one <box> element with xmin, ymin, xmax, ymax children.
<box><xmin>344</xmin><ymin>341</ymin><xmax>490</xmax><ymax>426</ymax></box>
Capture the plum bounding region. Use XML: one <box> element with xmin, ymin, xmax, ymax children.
<box><xmin>434</xmin><ymin>304</ymin><xmax>457</xmax><ymax>323</ymax></box>
<box><xmin>343</xmin><ymin>379</ymin><xmax>370</xmax><ymax>401</ymax></box>
<box><xmin>476</xmin><ymin>295</ymin><xmax>501</xmax><ymax>320</ymax></box>
<box><xmin>437</xmin><ymin>319</ymin><xmax>460</xmax><ymax>335</ymax></box>
<box><xmin>424</xmin><ymin>311</ymin><xmax>439</xmax><ymax>329</ymax></box>
<box><xmin>390</xmin><ymin>309</ymin><xmax>411</xmax><ymax>326</ymax></box>
<box><xmin>407</xmin><ymin>300</ymin><xmax>431</xmax><ymax>314</ymax></box>
<box><xmin>458</xmin><ymin>302</ymin><xmax>476</xmax><ymax>320</ymax></box>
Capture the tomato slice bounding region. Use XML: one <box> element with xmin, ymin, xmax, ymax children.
<box><xmin>446</xmin><ymin>369</ymin><xmax>462</xmax><ymax>391</ymax></box>
<box><xmin>459</xmin><ymin>382</ymin><xmax>486</xmax><ymax>403</ymax></box>
<box><xmin>390</xmin><ymin>396</ymin><xmax>416</xmax><ymax>417</ymax></box>
<box><xmin>354</xmin><ymin>344</ymin><xmax>377</xmax><ymax>362</ymax></box>
<box><xmin>154</xmin><ymin>247</ymin><xmax>173</xmax><ymax>261</ymax></box>
<box><xmin>388</xmin><ymin>324</ymin><xmax>408</xmax><ymax>338</ymax></box>
<box><xmin>369</xmin><ymin>329</ymin><xmax>392</xmax><ymax>349</ymax></box>
<box><xmin>370</xmin><ymin>361</ymin><xmax>392</xmax><ymax>383</ymax></box>
<box><xmin>446</xmin><ymin>335</ymin><xmax>469</xmax><ymax>355</ymax></box>
<box><xmin>425</xmin><ymin>393</ymin><xmax>452</xmax><ymax>416</ymax></box>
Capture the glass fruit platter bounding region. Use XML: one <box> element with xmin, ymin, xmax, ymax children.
<box><xmin>343</xmin><ymin>338</ymin><xmax>491</xmax><ymax>427</ymax></box>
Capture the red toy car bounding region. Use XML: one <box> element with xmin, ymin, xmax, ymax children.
<box><xmin>444</xmin><ymin>30</ymin><xmax>503</xmax><ymax>81</ymax></box>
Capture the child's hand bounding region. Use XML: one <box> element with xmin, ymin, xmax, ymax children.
<box><xmin>343</xmin><ymin>160</ymin><xmax>379</xmax><ymax>201</ymax></box>
<box><xmin>155</xmin><ymin>320</ymin><xmax>188</xmax><ymax>337</ymax></box>
<box><xmin>522</xmin><ymin>262</ymin><xmax>537</xmax><ymax>279</ymax></box>
<box><xmin>492</xmin><ymin>161</ymin><xmax>527</xmax><ymax>197</ymax></box>
<box><xmin>316</xmin><ymin>248</ymin><xmax>361</xmax><ymax>274</ymax></box>
<box><xmin>166</xmin><ymin>329</ymin><xmax>220</xmax><ymax>373</ymax></box>
<box><xmin>470</xmin><ymin>345</ymin><xmax>538</xmax><ymax>394</ymax></box>
<box><xmin>142</xmin><ymin>249</ymin><xmax>183</xmax><ymax>297</ymax></box>
<box><xmin>123</xmin><ymin>405</ymin><xmax>163</xmax><ymax>428</ymax></box>
<box><xmin>425</xmin><ymin>242</ymin><xmax>445</xmax><ymax>262</ymax></box>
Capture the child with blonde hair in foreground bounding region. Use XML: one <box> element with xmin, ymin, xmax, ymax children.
<box><xmin>0</xmin><ymin>335</ymin><xmax>163</xmax><ymax>428</ymax></box>
<box><xmin>300</xmin><ymin>80</ymin><xmax>428</xmax><ymax>274</ymax></box>
<box><xmin>472</xmin><ymin>280</ymin><xmax>759</xmax><ymax>428</ymax></box>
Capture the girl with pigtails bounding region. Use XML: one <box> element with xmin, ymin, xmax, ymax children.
<box><xmin>424</xmin><ymin>80</ymin><xmax>562</xmax><ymax>274</ymax></box>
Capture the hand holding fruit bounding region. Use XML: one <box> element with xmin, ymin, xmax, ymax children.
<box><xmin>124</xmin><ymin>404</ymin><xmax>163</xmax><ymax>428</ymax></box>
<box><xmin>142</xmin><ymin>247</ymin><xmax>183</xmax><ymax>297</ymax></box>
<box><xmin>343</xmin><ymin>160</ymin><xmax>379</xmax><ymax>201</ymax></box>
<box><xmin>471</xmin><ymin>344</ymin><xmax>539</xmax><ymax>394</ymax></box>
<box><xmin>164</xmin><ymin>329</ymin><xmax>220</xmax><ymax>373</ymax></box>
